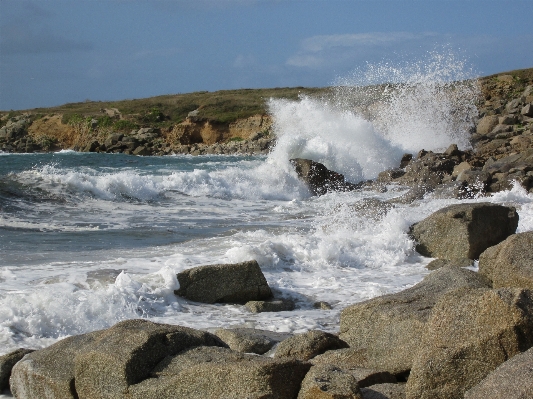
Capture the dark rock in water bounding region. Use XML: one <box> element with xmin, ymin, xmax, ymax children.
<box><xmin>290</xmin><ymin>158</ymin><xmax>360</xmax><ymax>196</ymax></box>
<box><xmin>129</xmin><ymin>346</ymin><xmax>311</xmax><ymax>399</ymax></box>
<box><xmin>425</xmin><ymin>258</ymin><xmax>473</xmax><ymax>271</ymax></box>
<box><xmin>360</xmin><ymin>383</ymin><xmax>406</xmax><ymax>399</ymax></box>
<box><xmin>406</xmin><ymin>287</ymin><xmax>533</xmax><ymax>399</ymax></box>
<box><xmin>464</xmin><ymin>346</ymin><xmax>533</xmax><ymax>399</ymax></box>
<box><xmin>274</xmin><ymin>330</ymin><xmax>348</xmax><ymax>361</ymax></box>
<box><xmin>214</xmin><ymin>328</ymin><xmax>292</xmax><ymax>355</ymax></box>
<box><xmin>478</xmin><ymin>230</ymin><xmax>533</xmax><ymax>289</ymax></box>
<box><xmin>400</xmin><ymin>153</ymin><xmax>413</xmax><ymax>168</ymax></box>
<box><xmin>410</xmin><ymin>203</ymin><xmax>518</xmax><ymax>260</ymax></box>
<box><xmin>348</xmin><ymin>198</ymin><xmax>394</xmax><ymax>220</ymax></box>
<box><xmin>313</xmin><ymin>301</ymin><xmax>333</xmax><ymax>310</ymax></box>
<box><xmin>377</xmin><ymin>168</ymin><xmax>406</xmax><ymax>183</ymax></box>
<box><xmin>0</xmin><ymin>348</ymin><xmax>34</xmax><ymax>391</ymax></box>
<box><xmin>175</xmin><ymin>260</ymin><xmax>272</xmax><ymax>304</ymax></box>
<box><xmin>297</xmin><ymin>364</ymin><xmax>363</xmax><ymax>399</ymax></box>
<box><xmin>339</xmin><ymin>267</ymin><xmax>490</xmax><ymax>374</ymax></box>
<box><xmin>245</xmin><ymin>298</ymin><xmax>295</xmax><ymax>313</ymax></box>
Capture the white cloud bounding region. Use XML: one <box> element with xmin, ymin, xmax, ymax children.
<box><xmin>287</xmin><ymin>32</ymin><xmax>442</xmax><ymax>69</ymax></box>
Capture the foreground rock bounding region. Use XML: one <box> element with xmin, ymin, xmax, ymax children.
<box><xmin>10</xmin><ymin>320</ymin><xmax>225</xmax><ymax>399</ymax></box>
<box><xmin>214</xmin><ymin>328</ymin><xmax>291</xmax><ymax>355</ymax></box>
<box><xmin>464</xmin><ymin>346</ymin><xmax>533</xmax><ymax>399</ymax></box>
<box><xmin>410</xmin><ymin>203</ymin><xmax>518</xmax><ymax>260</ymax></box>
<box><xmin>360</xmin><ymin>383</ymin><xmax>406</xmax><ymax>399</ymax></box>
<box><xmin>129</xmin><ymin>346</ymin><xmax>310</xmax><ymax>399</ymax></box>
<box><xmin>290</xmin><ymin>158</ymin><xmax>361</xmax><ymax>196</ymax></box>
<box><xmin>406</xmin><ymin>287</ymin><xmax>533</xmax><ymax>399</ymax></box>
<box><xmin>0</xmin><ymin>348</ymin><xmax>34</xmax><ymax>391</ymax></box>
<box><xmin>174</xmin><ymin>260</ymin><xmax>272</xmax><ymax>304</ymax></box>
<box><xmin>297</xmin><ymin>364</ymin><xmax>363</xmax><ymax>399</ymax></box>
<box><xmin>339</xmin><ymin>267</ymin><xmax>490</xmax><ymax>374</ymax></box>
<box><xmin>275</xmin><ymin>330</ymin><xmax>348</xmax><ymax>361</ymax></box>
<box><xmin>478</xmin><ymin>230</ymin><xmax>533</xmax><ymax>289</ymax></box>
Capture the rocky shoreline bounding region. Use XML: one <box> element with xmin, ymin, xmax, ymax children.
<box><xmin>1</xmin><ymin>73</ymin><xmax>533</xmax><ymax>398</ymax></box>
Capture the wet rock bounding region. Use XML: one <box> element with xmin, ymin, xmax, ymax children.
<box><xmin>290</xmin><ymin>158</ymin><xmax>360</xmax><ymax>196</ymax></box>
<box><xmin>175</xmin><ymin>260</ymin><xmax>272</xmax><ymax>304</ymax></box>
<box><xmin>478</xmin><ymin>231</ymin><xmax>533</xmax><ymax>289</ymax></box>
<box><xmin>275</xmin><ymin>330</ymin><xmax>348</xmax><ymax>361</ymax></box>
<box><xmin>314</xmin><ymin>301</ymin><xmax>333</xmax><ymax>310</ymax></box>
<box><xmin>297</xmin><ymin>364</ymin><xmax>363</xmax><ymax>399</ymax></box>
<box><xmin>409</xmin><ymin>203</ymin><xmax>518</xmax><ymax>260</ymax></box>
<box><xmin>406</xmin><ymin>287</ymin><xmax>533</xmax><ymax>399</ymax></box>
<box><xmin>245</xmin><ymin>298</ymin><xmax>295</xmax><ymax>313</ymax></box>
<box><xmin>360</xmin><ymin>383</ymin><xmax>405</xmax><ymax>399</ymax></box>
<box><xmin>129</xmin><ymin>346</ymin><xmax>311</xmax><ymax>399</ymax></box>
<box><xmin>399</xmin><ymin>153</ymin><xmax>413</xmax><ymax>168</ymax></box>
<box><xmin>214</xmin><ymin>328</ymin><xmax>291</xmax><ymax>355</ymax></box>
<box><xmin>0</xmin><ymin>348</ymin><xmax>34</xmax><ymax>391</ymax></box>
<box><xmin>464</xmin><ymin>346</ymin><xmax>533</xmax><ymax>399</ymax></box>
<box><xmin>339</xmin><ymin>268</ymin><xmax>490</xmax><ymax>374</ymax></box>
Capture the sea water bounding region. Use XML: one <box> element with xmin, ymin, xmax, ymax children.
<box><xmin>1</xmin><ymin>53</ymin><xmax>533</xmax><ymax>367</ymax></box>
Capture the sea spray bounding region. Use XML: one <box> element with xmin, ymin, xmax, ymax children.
<box><xmin>266</xmin><ymin>50</ymin><xmax>480</xmax><ymax>184</ymax></box>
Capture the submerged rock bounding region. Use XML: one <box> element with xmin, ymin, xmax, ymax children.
<box><xmin>410</xmin><ymin>203</ymin><xmax>518</xmax><ymax>260</ymax></box>
<box><xmin>174</xmin><ymin>260</ymin><xmax>272</xmax><ymax>304</ymax></box>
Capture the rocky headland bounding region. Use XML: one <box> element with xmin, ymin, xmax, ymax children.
<box><xmin>1</xmin><ymin>69</ymin><xmax>533</xmax><ymax>398</ymax></box>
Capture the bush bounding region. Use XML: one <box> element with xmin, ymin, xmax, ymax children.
<box><xmin>113</xmin><ymin>119</ymin><xmax>138</xmax><ymax>132</ymax></box>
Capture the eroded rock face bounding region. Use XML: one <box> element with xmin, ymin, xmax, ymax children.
<box><xmin>297</xmin><ymin>364</ymin><xmax>363</xmax><ymax>399</ymax></box>
<box><xmin>174</xmin><ymin>260</ymin><xmax>272</xmax><ymax>304</ymax></box>
<box><xmin>339</xmin><ymin>267</ymin><xmax>490</xmax><ymax>374</ymax></box>
<box><xmin>214</xmin><ymin>328</ymin><xmax>292</xmax><ymax>355</ymax></box>
<box><xmin>478</xmin><ymin>230</ymin><xmax>533</xmax><ymax>289</ymax></box>
<box><xmin>464</xmin><ymin>346</ymin><xmax>533</xmax><ymax>399</ymax></box>
<box><xmin>0</xmin><ymin>348</ymin><xmax>34</xmax><ymax>391</ymax></box>
<box><xmin>10</xmin><ymin>320</ymin><xmax>225</xmax><ymax>399</ymax></box>
<box><xmin>406</xmin><ymin>287</ymin><xmax>533</xmax><ymax>399</ymax></box>
<box><xmin>274</xmin><ymin>330</ymin><xmax>348</xmax><ymax>362</ymax></box>
<box><xmin>409</xmin><ymin>203</ymin><xmax>518</xmax><ymax>260</ymax></box>
<box><xmin>129</xmin><ymin>346</ymin><xmax>311</xmax><ymax>399</ymax></box>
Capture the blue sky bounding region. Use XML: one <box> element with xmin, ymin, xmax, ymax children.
<box><xmin>1</xmin><ymin>0</ymin><xmax>532</xmax><ymax>110</ymax></box>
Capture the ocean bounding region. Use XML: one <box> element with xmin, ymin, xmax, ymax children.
<box><xmin>1</xmin><ymin>55</ymin><xmax>533</xmax><ymax>370</ymax></box>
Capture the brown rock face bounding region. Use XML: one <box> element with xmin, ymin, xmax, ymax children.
<box><xmin>406</xmin><ymin>287</ymin><xmax>533</xmax><ymax>399</ymax></box>
<box><xmin>175</xmin><ymin>260</ymin><xmax>272</xmax><ymax>304</ymax></box>
<box><xmin>478</xmin><ymin>230</ymin><xmax>533</xmax><ymax>289</ymax></box>
<box><xmin>297</xmin><ymin>364</ymin><xmax>363</xmax><ymax>399</ymax></box>
<box><xmin>339</xmin><ymin>267</ymin><xmax>490</xmax><ymax>374</ymax></box>
<box><xmin>409</xmin><ymin>202</ymin><xmax>518</xmax><ymax>260</ymax></box>
<box><xmin>464</xmin><ymin>346</ymin><xmax>533</xmax><ymax>399</ymax></box>
<box><xmin>274</xmin><ymin>330</ymin><xmax>349</xmax><ymax>362</ymax></box>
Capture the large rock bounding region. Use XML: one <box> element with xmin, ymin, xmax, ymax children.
<box><xmin>174</xmin><ymin>260</ymin><xmax>272</xmax><ymax>304</ymax></box>
<box><xmin>128</xmin><ymin>346</ymin><xmax>311</xmax><ymax>399</ymax></box>
<box><xmin>290</xmin><ymin>158</ymin><xmax>358</xmax><ymax>196</ymax></box>
<box><xmin>476</xmin><ymin>115</ymin><xmax>499</xmax><ymax>135</ymax></box>
<box><xmin>409</xmin><ymin>203</ymin><xmax>518</xmax><ymax>260</ymax></box>
<box><xmin>297</xmin><ymin>364</ymin><xmax>362</xmax><ymax>399</ymax></box>
<box><xmin>464</xmin><ymin>346</ymin><xmax>533</xmax><ymax>399</ymax></box>
<box><xmin>478</xmin><ymin>231</ymin><xmax>533</xmax><ymax>289</ymax></box>
<box><xmin>10</xmin><ymin>319</ymin><xmax>225</xmax><ymax>399</ymax></box>
<box><xmin>214</xmin><ymin>328</ymin><xmax>292</xmax><ymax>355</ymax></box>
<box><xmin>10</xmin><ymin>331</ymin><xmax>104</xmax><ymax>399</ymax></box>
<box><xmin>406</xmin><ymin>287</ymin><xmax>533</xmax><ymax>399</ymax></box>
<box><xmin>0</xmin><ymin>348</ymin><xmax>34</xmax><ymax>391</ymax></box>
<box><xmin>339</xmin><ymin>267</ymin><xmax>490</xmax><ymax>374</ymax></box>
<box><xmin>274</xmin><ymin>330</ymin><xmax>348</xmax><ymax>361</ymax></box>
<box><xmin>360</xmin><ymin>383</ymin><xmax>405</xmax><ymax>399</ymax></box>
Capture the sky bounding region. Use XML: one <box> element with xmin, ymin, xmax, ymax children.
<box><xmin>1</xmin><ymin>0</ymin><xmax>532</xmax><ymax>111</ymax></box>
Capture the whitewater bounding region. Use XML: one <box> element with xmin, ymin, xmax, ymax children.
<box><xmin>1</xmin><ymin>54</ymin><xmax>533</xmax><ymax>370</ymax></box>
